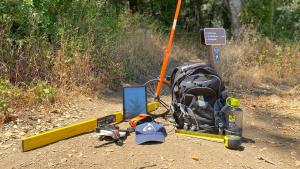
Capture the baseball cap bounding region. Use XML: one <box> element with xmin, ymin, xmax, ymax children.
<box><xmin>135</xmin><ymin>122</ymin><xmax>167</xmax><ymax>144</ymax></box>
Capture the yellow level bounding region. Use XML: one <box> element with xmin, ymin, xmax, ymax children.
<box><xmin>176</xmin><ymin>129</ymin><xmax>224</xmax><ymax>142</ymax></box>
<box><xmin>22</xmin><ymin>118</ymin><xmax>99</xmax><ymax>152</ymax></box>
<box><xmin>22</xmin><ymin>102</ymin><xmax>160</xmax><ymax>152</ymax></box>
<box><xmin>175</xmin><ymin>129</ymin><xmax>242</xmax><ymax>149</ymax></box>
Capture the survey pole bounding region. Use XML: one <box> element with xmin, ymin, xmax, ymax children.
<box><xmin>155</xmin><ymin>0</ymin><xmax>182</xmax><ymax>97</ymax></box>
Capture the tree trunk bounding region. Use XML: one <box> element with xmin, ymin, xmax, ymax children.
<box><xmin>225</xmin><ymin>0</ymin><xmax>243</xmax><ymax>39</ymax></box>
<box><xmin>129</xmin><ymin>0</ymin><xmax>138</xmax><ymax>13</ymax></box>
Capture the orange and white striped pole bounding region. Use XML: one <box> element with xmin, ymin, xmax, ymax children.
<box><xmin>155</xmin><ymin>0</ymin><xmax>182</xmax><ymax>97</ymax></box>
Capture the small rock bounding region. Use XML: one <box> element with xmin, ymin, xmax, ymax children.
<box><xmin>87</xmin><ymin>98</ymin><xmax>92</xmax><ymax>101</ymax></box>
<box><xmin>72</xmin><ymin>116</ymin><xmax>79</xmax><ymax>119</ymax></box>
<box><xmin>78</xmin><ymin>152</ymin><xmax>83</xmax><ymax>158</ymax></box>
<box><xmin>259</xmin><ymin>147</ymin><xmax>267</xmax><ymax>152</ymax></box>
<box><xmin>48</xmin><ymin>162</ymin><xmax>54</xmax><ymax>167</ymax></box>
<box><xmin>37</xmin><ymin>119</ymin><xmax>41</xmax><ymax>124</ymax></box>
<box><xmin>4</xmin><ymin>132</ymin><xmax>12</xmax><ymax>137</ymax></box>
<box><xmin>10</xmin><ymin>134</ymin><xmax>19</xmax><ymax>139</ymax></box>
<box><xmin>46</xmin><ymin>118</ymin><xmax>52</xmax><ymax>123</ymax></box>
<box><xmin>7</xmin><ymin>108</ymin><xmax>14</xmax><ymax>113</ymax></box>
<box><xmin>50</xmin><ymin>109</ymin><xmax>60</xmax><ymax>114</ymax></box>
<box><xmin>53</xmin><ymin>123</ymin><xmax>61</xmax><ymax>128</ymax></box>
<box><xmin>161</xmin><ymin>165</ymin><xmax>168</xmax><ymax>169</ymax></box>
<box><xmin>60</xmin><ymin>158</ymin><xmax>67</xmax><ymax>163</ymax></box>
<box><xmin>167</xmin><ymin>159</ymin><xmax>175</xmax><ymax>162</ymax></box>
<box><xmin>226</xmin><ymin>160</ymin><xmax>232</xmax><ymax>166</ymax></box>
<box><xmin>13</xmin><ymin>125</ymin><xmax>18</xmax><ymax>129</ymax></box>
<box><xmin>0</xmin><ymin>143</ymin><xmax>13</xmax><ymax>149</ymax></box>
<box><xmin>192</xmin><ymin>154</ymin><xmax>199</xmax><ymax>161</ymax></box>
<box><xmin>29</xmin><ymin>116</ymin><xmax>38</xmax><ymax>121</ymax></box>
<box><xmin>105</xmin><ymin>149</ymin><xmax>114</xmax><ymax>153</ymax></box>
<box><xmin>8</xmin><ymin>114</ymin><xmax>18</xmax><ymax>124</ymax></box>
<box><xmin>68</xmin><ymin>154</ymin><xmax>73</xmax><ymax>157</ymax></box>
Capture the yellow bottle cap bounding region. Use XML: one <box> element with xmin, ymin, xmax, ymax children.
<box><xmin>226</xmin><ymin>97</ymin><xmax>240</xmax><ymax>108</ymax></box>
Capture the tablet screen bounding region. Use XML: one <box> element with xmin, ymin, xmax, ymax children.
<box><xmin>123</xmin><ymin>86</ymin><xmax>147</xmax><ymax>121</ymax></box>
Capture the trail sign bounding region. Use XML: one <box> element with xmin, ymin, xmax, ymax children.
<box><xmin>200</xmin><ymin>28</ymin><xmax>227</xmax><ymax>75</ymax></box>
<box><xmin>200</xmin><ymin>28</ymin><xmax>226</xmax><ymax>45</ymax></box>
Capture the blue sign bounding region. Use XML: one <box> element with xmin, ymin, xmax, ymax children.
<box><xmin>214</xmin><ymin>55</ymin><xmax>220</xmax><ymax>62</ymax></box>
<box><xmin>214</xmin><ymin>47</ymin><xmax>220</xmax><ymax>53</ymax></box>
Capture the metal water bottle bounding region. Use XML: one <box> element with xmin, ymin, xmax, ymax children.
<box><xmin>225</xmin><ymin>98</ymin><xmax>243</xmax><ymax>136</ymax></box>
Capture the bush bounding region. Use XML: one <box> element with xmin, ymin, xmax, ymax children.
<box><xmin>221</xmin><ymin>29</ymin><xmax>300</xmax><ymax>89</ymax></box>
<box><xmin>0</xmin><ymin>79</ymin><xmax>21</xmax><ymax>111</ymax></box>
<box><xmin>29</xmin><ymin>81</ymin><xmax>56</xmax><ymax>103</ymax></box>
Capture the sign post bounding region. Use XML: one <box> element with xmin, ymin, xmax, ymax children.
<box><xmin>200</xmin><ymin>28</ymin><xmax>226</xmax><ymax>75</ymax></box>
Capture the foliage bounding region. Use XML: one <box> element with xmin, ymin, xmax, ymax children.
<box><xmin>0</xmin><ymin>0</ymin><xmax>299</xmax><ymax>94</ymax></box>
<box><xmin>0</xmin><ymin>0</ymin><xmax>124</xmax><ymax>86</ymax></box>
<box><xmin>221</xmin><ymin>34</ymin><xmax>300</xmax><ymax>89</ymax></box>
<box><xmin>242</xmin><ymin>0</ymin><xmax>300</xmax><ymax>41</ymax></box>
<box><xmin>0</xmin><ymin>78</ymin><xmax>21</xmax><ymax>112</ymax></box>
<box><xmin>29</xmin><ymin>81</ymin><xmax>56</xmax><ymax>102</ymax></box>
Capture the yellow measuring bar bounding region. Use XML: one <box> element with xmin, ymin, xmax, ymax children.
<box><xmin>176</xmin><ymin>129</ymin><xmax>224</xmax><ymax>142</ymax></box>
<box><xmin>176</xmin><ymin>129</ymin><xmax>242</xmax><ymax>149</ymax></box>
<box><xmin>22</xmin><ymin>102</ymin><xmax>160</xmax><ymax>152</ymax></box>
<box><xmin>22</xmin><ymin>118</ymin><xmax>98</xmax><ymax>152</ymax></box>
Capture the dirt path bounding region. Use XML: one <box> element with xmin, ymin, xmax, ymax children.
<box><xmin>0</xmin><ymin>90</ymin><xmax>300</xmax><ymax>169</ymax></box>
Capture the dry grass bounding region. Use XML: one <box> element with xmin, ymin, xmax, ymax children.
<box><xmin>221</xmin><ymin>34</ymin><xmax>300</xmax><ymax>90</ymax></box>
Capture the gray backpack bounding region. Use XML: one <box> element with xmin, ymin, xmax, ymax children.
<box><xmin>170</xmin><ymin>63</ymin><xmax>226</xmax><ymax>133</ymax></box>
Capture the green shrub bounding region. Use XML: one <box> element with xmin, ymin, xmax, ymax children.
<box><xmin>29</xmin><ymin>81</ymin><xmax>56</xmax><ymax>103</ymax></box>
<box><xmin>0</xmin><ymin>78</ymin><xmax>21</xmax><ymax>112</ymax></box>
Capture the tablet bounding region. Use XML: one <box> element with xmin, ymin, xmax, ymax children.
<box><xmin>123</xmin><ymin>86</ymin><xmax>148</xmax><ymax>121</ymax></box>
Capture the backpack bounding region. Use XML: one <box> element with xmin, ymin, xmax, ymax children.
<box><xmin>170</xmin><ymin>63</ymin><xmax>226</xmax><ymax>133</ymax></box>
